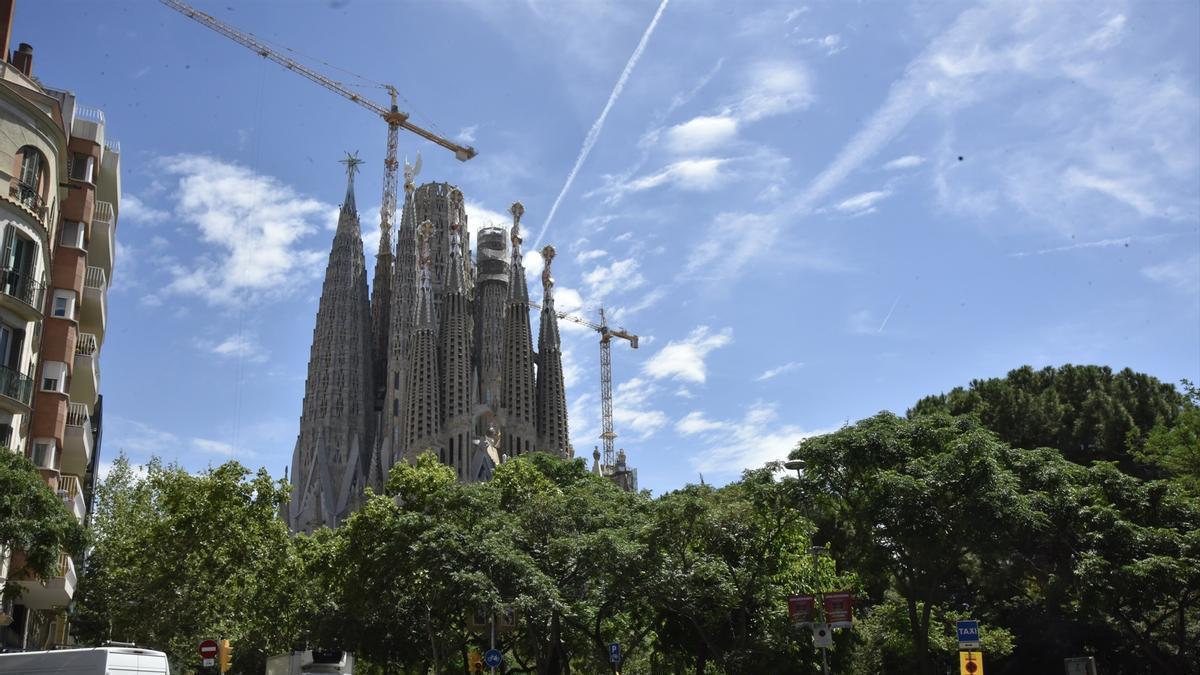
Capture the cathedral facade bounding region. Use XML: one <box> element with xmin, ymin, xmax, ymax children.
<box><xmin>288</xmin><ymin>159</ymin><xmax>570</xmax><ymax>533</ymax></box>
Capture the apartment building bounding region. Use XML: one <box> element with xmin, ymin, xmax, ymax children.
<box><xmin>0</xmin><ymin>0</ymin><xmax>116</xmax><ymax>650</ymax></box>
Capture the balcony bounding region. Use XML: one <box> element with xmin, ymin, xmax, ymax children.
<box><xmin>0</xmin><ymin>363</ymin><xmax>34</xmax><ymax>412</ymax></box>
<box><xmin>80</xmin><ymin>266</ymin><xmax>106</xmax><ymax>339</ymax></box>
<box><xmin>71</xmin><ymin>105</ymin><xmax>105</xmax><ymax>147</ymax></box>
<box><xmin>10</xmin><ymin>552</ymin><xmax>76</xmax><ymax>610</ymax></box>
<box><xmin>7</xmin><ymin>180</ymin><xmax>48</xmax><ymax>225</ymax></box>
<box><xmin>90</xmin><ymin>200</ymin><xmax>115</xmax><ymax>275</ymax></box>
<box><xmin>62</xmin><ymin>403</ymin><xmax>93</xmax><ymax>477</ymax></box>
<box><xmin>57</xmin><ymin>474</ymin><xmax>85</xmax><ymax>523</ymax></box>
<box><xmin>71</xmin><ymin>332</ymin><xmax>99</xmax><ymax>410</ymax></box>
<box><xmin>0</xmin><ymin>266</ymin><xmax>46</xmax><ymax>322</ymax></box>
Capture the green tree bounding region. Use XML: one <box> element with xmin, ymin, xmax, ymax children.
<box><xmin>1136</xmin><ymin>380</ymin><xmax>1200</xmax><ymax>494</ymax></box>
<box><xmin>645</xmin><ymin>467</ymin><xmax>833</xmax><ymax>674</ymax></box>
<box><xmin>910</xmin><ymin>365</ymin><xmax>1186</xmax><ymax>475</ymax></box>
<box><xmin>73</xmin><ymin>455</ymin><xmax>300</xmax><ymax>674</ymax></box>
<box><xmin>790</xmin><ymin>413</ymin><xmax>1038</xmax><ymax>675</ymax></box>
<box><xmin>0</xmin><ymin>449</ymin><xmax>87</xmax><ymax>596</ymax></box>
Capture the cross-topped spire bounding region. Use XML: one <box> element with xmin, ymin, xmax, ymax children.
<box><xmin>339</xmin><ymin>151</ymin><xmax>363</xmax><ymax>213</ymax></box>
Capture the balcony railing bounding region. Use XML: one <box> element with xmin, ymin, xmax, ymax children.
<box><xmin>0</xmin><ymin>363</ymin><xmax>33</xmax><ymax>406</ymax></box>
<box><xmin>0</xmin><ymin>266</ymin><xmax>46</xmax><ymax>310</ymax></box>
<box><xmin>84</xmin><ymin>266</ymin><xmax>106</xmax><ymax>291</ymax></box>
<box><xmin>66</xmin><ymin>402</ymin><xmax>90</xmax><ymax>428</ymax></box>
<box><xmin>76</xmin><ymin>332</ymin><xmax>98</xmax><ymax>357</ymax></box>
<box><xmin>93</xmin><ymin>200</ymin><xmax>114</xmax><ymax>225</ymax></box>
<box><xmin>9</xmin><ymin>181</ymin><xmax>46</xmax><ymax>219</ymax></box>
<box><xmin>104</xmin><ymin>139</ymin><xmax>120</xmax><ymax>154</ymax></box>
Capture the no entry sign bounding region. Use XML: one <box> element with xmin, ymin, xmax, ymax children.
<box><xmin>198</xmin><ymin>638</ymin><xmax>219</xmax><ymax>659</ymax></box>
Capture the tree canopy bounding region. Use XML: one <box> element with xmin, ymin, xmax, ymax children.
<box><xmin>0</xmin><ymin>449</ymin><xmax>87</xmax><ymax>594</ymax></box>
<box><xmin>70</xmin><ymin>364</ymin><xmax>1198</xmax><ymax>674</ymax></box>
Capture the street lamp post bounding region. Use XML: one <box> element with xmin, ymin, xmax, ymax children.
<box><xmin>811</xmin><ymin>545</ymin><xmax>831</xmax><ymax>675</ymax></box>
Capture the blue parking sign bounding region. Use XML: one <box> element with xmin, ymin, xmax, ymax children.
<box><xmin>609</xmin><ymin>642</ymin><xmax>621</xmax><ymax>663</ymax></box>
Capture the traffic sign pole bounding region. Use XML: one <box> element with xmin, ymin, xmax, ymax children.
<box><xmin>811</xmin><ymin>548</ymin><xmax>830</xmax><ymax>675</ymax></box>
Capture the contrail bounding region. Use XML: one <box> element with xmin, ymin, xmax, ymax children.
<box><xmin>534</xmin><ymin>0</ymin><xmax>670</xmax><ymax>248</ymax></box>
<box><xmin>878</xmin><ymin>294</ymin><xmax>901</xmax><ymax>333</ymax></box>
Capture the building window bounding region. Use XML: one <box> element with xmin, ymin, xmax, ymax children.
<box><xmin>0</xmin><ymin>423</ymin><xmax>11</xmax><ymax>448</ymax></box>
<box><xmin>31</xmin><ymin>439</ymin><xmax>55</xmax><ymax>468</ymax></box>
<box><xmin>59</xmin><ymin>221</ymin><xmax>86</xmax><ymax>250</ymax></box>
<box><xmin>51</xmin><ymin>290</ymin><xmax>76</xmax><ymax>319</ymax></box>
<box><xmin>41</xmin><ymin>361</ymin><xmax>67</xmax><ymax>393</ymax></box>
<box><xmin>0</xmin><ymin>323</ymin><xmax>23</xmax><ymax>372</ymax></box>
<box><xmin>14</xmin><ymin>146</ymin><xmax>45</xmax><ymax>210</ymax></box>
<box><xmin>68</xmin><ymin>152</ymin><xmax>94</xmax><ymax>183</ymax></box>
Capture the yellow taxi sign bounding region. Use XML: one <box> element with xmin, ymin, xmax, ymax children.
<box><xmin>960</xmin><ymin>651</ymin><xmax>984</xmax><ymax>675</ymax></box>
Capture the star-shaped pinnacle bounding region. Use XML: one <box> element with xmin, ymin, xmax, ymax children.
<box><xmin>339</xmin><ymin>151</ymin><xmax>364</xmax><ymax>178</ymax></box>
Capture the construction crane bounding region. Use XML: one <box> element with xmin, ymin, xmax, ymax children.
<box><xmin>158</xmin><ymin>0</ymin><xmax>477</xmax><ymax>242</ymax></box>
<box><xmin>528</xmin><ymin>302</ymin><xmax>638</xmax><ymax>471</ymax></box>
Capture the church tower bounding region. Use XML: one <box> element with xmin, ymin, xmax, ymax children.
<box><xmin>439</xmin><ymin>190</ymin><xmax>474</xmax><ymax>479</ymax></box>
<box><xmin>536</xmin><ymin>245</ymin><xmax>570</xmax><ymax>457</ymax></box>
<box><xmin>402</xmin><ymin>221</ymin><xmax>443</xmax><ymax>457</ymax></box>
<box><xmin>499</xmin><ymin>203</ymin><xmax>538</xmax><ymax>458</ymax></box>
<box><xmin>289</xmin><ymin>155</ymin><xmax>374</xmax><ymax>532</ymax></box>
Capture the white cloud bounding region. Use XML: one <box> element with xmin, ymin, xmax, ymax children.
<box><xmin>612</xmin><ymin>377</ymin><xmax>668</xmax><ymax>439</ymax></box>
<box><xmin>575</xmin><ymin>249</ymin><xmax>607</xmax><ymax>264</ymax></box>
<box><xmin>883</xmin><ymin>155</ymin><xmax>926</xmax><ymax>170</ymax></box>
<box><xmin>675</xmin><ymin>411</ymin><xmax>726</xmax><ymax>435</ymax></box>
<box><xmin>643</xmin><ymin>325</ymin><xmax>732</xmax><ymax>383</ymax></box>
<box><xmin>1142</xmin><ymin>255</ymin><xmax>1200</xmax><ymax>294</ymax></box>
<box><xmin>755</xmin><ymin>361</ymin><xmax>803</xmax><ymax>381</ymax></box>
<box><xmin>798</xmin><ymin>33</ymin><xmax>845</xmax><ymax>56</ymax></box>
<box><xmin>457</xmin><ymin>125</ymin><xmax>478</xmax><ymax>143</ymax></box>
<box><xmin>122</xmin><ymin>194</ymin><xmax>170</xmax><ymax>225</ymax></box>
<box><xmin>584</xmin><ymin>258</ymin><xmax>646</xmax><ymax>300</ymax></box>
<box><xmin>666</xmin><ymin>115</ymin><xmax>739</xmax><ymax>153</ymax></box>
<box><xmin>1063</xmin><ymin>167</ymin><xmax>1157</xmax><ymax>217</ymax></box>
<box><xmin>105</xmin><ymin>416</ymin><xmax>178</xmax><ymax>455</ymax></box>
<box><xmin>191</xmin><ymin>438</ymin><xmax>237</xmax><ymax>457</ymax></box>
<box><xmin>156</xmin><ymin>154</ymin><xmax>330</xmax><ymax>306</ymax></box>
<box><xmin>198</xmin><ymin>333</ymin><xmax>269</xmax><ymax>364</ymax></box>
<box><xmin>687</xmin><ymin>402</ymin><xmax>829</xmax><ymax>475</ymax></box>
<box><xmin>734</xmin><ymin>60</ymin><xmax>815</xmax><ymax>122</ymax></box>
<box><xmin>833</xmin><ymin>190</ymin><xmax>892</xmax><ymax>215</ymax></box>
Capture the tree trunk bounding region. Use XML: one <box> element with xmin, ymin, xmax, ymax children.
<box><xmin>905</xmin><ymin>597</ymin><xmax>933</xmax><ymax>675</ymax></box>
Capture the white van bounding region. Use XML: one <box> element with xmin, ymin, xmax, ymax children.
<box><xmin>0</xmin><ymin>646</ymin><xmax>171</xmax><ymax>674</ymax></box>
<box><xmin>266</xmin><ymin>649</ymin><xmax>354</xmax><ymax>675</ymax></box>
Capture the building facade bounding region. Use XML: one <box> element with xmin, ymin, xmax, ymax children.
<box><xmin>0</xmin><ymin>1</ymin><xmax>116</xmax><ymax>651</ymax></box>
<box><xmin>288</xmin><ymin>161</ymin><xmax>571</xmax><ymax>533</ymax></box>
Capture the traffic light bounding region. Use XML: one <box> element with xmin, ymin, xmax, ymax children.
<box><xmin>218</xmin><ymin>638</ymin><xmax>232</xmax><ymax>673</ymax></box>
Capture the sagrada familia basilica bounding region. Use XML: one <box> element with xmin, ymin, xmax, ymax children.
<box><xmin>287</xmin><ymin>157</ymin><xmax>571</xmax><ymax>533</ymax></box>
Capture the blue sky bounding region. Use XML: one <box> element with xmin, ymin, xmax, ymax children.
<box><xmin>15</xmin><ymin>0</ymin><xmax>1199</xmax><ymax>493</ymax></box>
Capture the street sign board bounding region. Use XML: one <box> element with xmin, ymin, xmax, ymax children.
<box><xmin>823</xmin><ymin>592</ymin><xmax>853</xmax><ymax>627</ymax></box>
<box><xmin>483</xmin><ymin>649</ymin><xmax>503</xmax><ymax>668</ymax></box>
<box><xmin>959</xmin><ymin>650</ymin><xmax>985</xmax><ymax>675</ymax></box>
<box><xmin>198</xmin><ymin>639</ymin><xmax>219</xmax><ymax>659</ymax></box>
<box><xmin>811</xmin><ymin>622</ymin><xmax>832</xmax><ymax>648</ymax></box>
<box><xmin>609</xmin><ymin>642</ymin><xmax>621</xmax><ymax>664</ymax></box>
<box><xmin>787</xmin><ymin>595</ymin><xmax>815</xmax><ymax>625</ymax></box>
<box><xmin>957</xmin><ymin>620</ymin><xmax>981</xmax><ymax>649</ymax></box>
<box><xmin>202</xmin><ymin>658</ymin><xmax>215</xmax><ymax>667</ymax></box>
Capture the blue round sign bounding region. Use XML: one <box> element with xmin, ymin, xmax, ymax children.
<box><xmin>484</xmin><ymin>649</ymin><xmax>503</xmax><ymax>668</ymax></box>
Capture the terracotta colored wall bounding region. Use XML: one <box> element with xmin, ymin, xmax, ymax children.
<box><xmin>30</xmin><ymin>391</ymin><xmax>65</xmax><ymax>443</ymax></box>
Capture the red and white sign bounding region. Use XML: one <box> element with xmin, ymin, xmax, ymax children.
<box><xmin>788</xmin><ymin>595</ymin><xmax>815</xmax><ymax>624</ymax></box>
<box><xmin>824</xmin><ymin>592</ymin><xmax>853</xmax><ymax>627</ymax></box>
<box><xmin>198</xmin><ymin>639</ymin><xmax>219</xmax><ymax>659</ymax></box>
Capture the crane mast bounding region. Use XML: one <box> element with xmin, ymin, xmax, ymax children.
<box><xmin>527</xmin><ymin>302</ymin><xmax>637</xmax><ymax>471</ymax></box>
<box><xmin>157</xmin><ymin>0</ymin><xmax>477</xmax><ymax>246</ymax></box>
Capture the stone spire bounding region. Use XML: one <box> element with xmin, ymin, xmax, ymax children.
<box><xmin>289</xmin><ymin>155</ymin><xmax>374</xmax><ymax>532</ymax></box>
<box><xmin>536</xmin><ymin>245</ymin><xmax>570</xmax><ymax>457</ymax></box>
<box><xmin>377</xmin><ymin>159</ymin><xmax>422</xmax><ymax>484</ymax></box>
<box><xmin>369</xmin><ymin>160</ymin><xmax>395</xmax><ymax>420</ymax></box>
<box><xmin>500</xmin><ymin>202</ymin><xmax>538</xmax><ymax>458</ymax></box>
<box><xmin>402</xmin><ymin>220</ymin><xmax>442</xmax><ymax>458</ymax></box>
<box><xmin>440</xmin><ymin>191</ymin><xmax>474</xmax><ymax>479</ymax></box>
